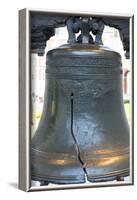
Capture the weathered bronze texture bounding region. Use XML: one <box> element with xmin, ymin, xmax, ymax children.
<box><xmin>31</xmin><ymin>43</ymin><xmax>129</xmax><ymax>184</ymax></box>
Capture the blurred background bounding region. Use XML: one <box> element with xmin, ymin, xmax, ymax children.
<box><xmin>31</xmin><ymin>26</ymin><xmax>131</xmax><ymax>137</ymax></box>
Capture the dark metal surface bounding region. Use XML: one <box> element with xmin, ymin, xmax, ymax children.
<box><xmin>31</xmin><ymin>44</ymin><xmax>129</xmax><ymax>184</ymax></box>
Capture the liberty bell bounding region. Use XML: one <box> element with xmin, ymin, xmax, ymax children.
<box><xmin>31</xmin><ymin>17</ymin><xmax>129</xmax><ymax>185</ymax></box>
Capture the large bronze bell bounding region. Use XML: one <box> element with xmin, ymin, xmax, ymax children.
<box><xmin>31</xmin><ymin>18</ymin><xmax>129</xmax><ymax>185</ymax></box>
